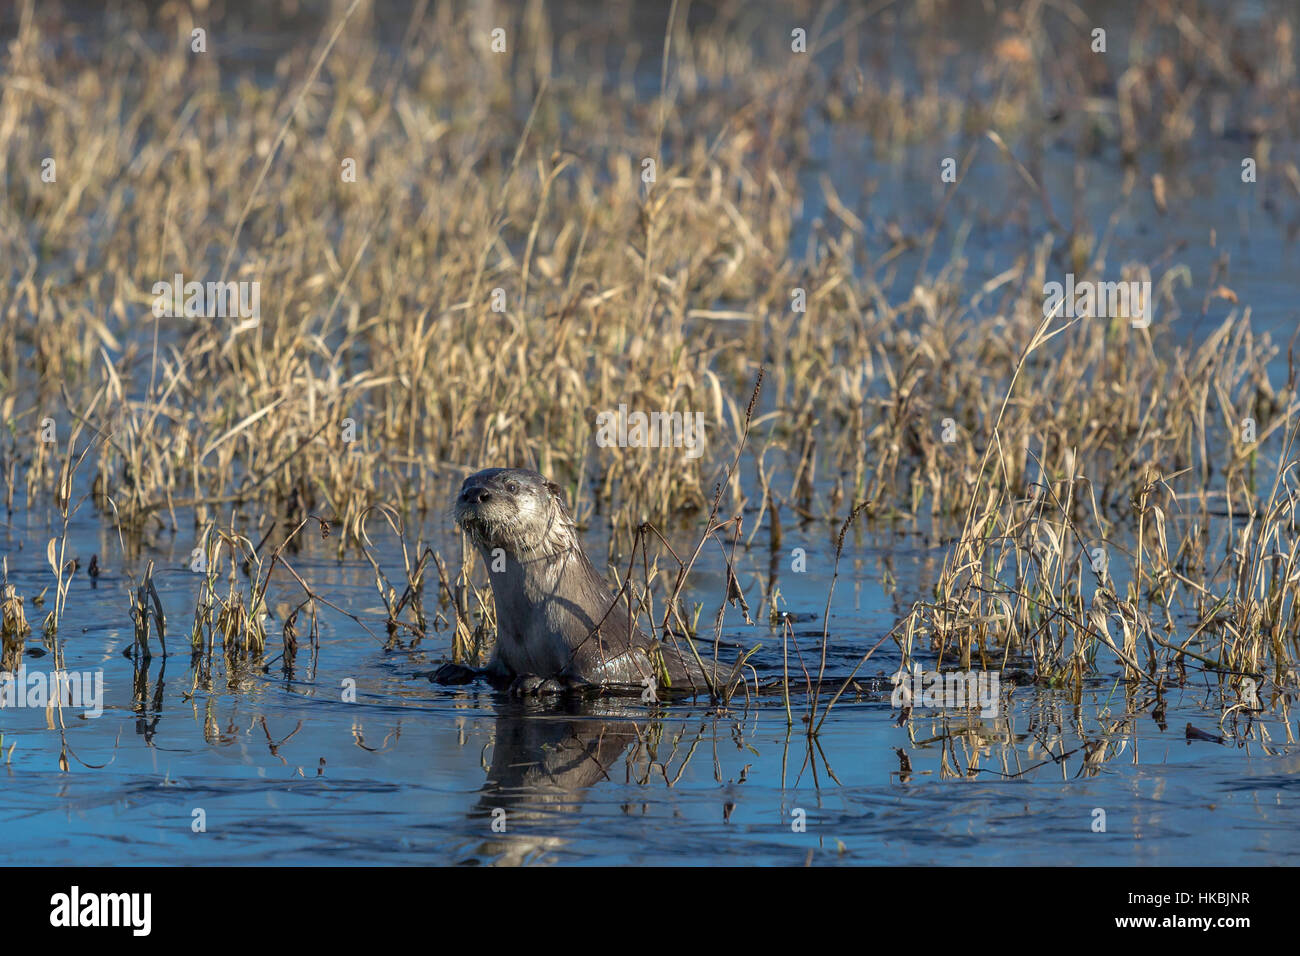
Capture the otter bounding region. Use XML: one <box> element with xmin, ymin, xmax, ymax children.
<box><xmin>432</xmin><ymin>467</ymin><xmax>716</xmax><ymax>697</ymax></box>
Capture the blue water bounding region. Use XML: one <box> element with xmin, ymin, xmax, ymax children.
<box><xmin>1</xmin><ymin>494</ymin><xmax>1296</xmax><ymax>865</ymax></box>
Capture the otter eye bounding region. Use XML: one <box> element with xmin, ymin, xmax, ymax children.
<box><xmin>505</xmin><ymin>481</ymin><xmax>519</xmax><ymax>494</ymax></box>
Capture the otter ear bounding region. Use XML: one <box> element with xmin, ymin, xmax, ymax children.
<box><xmin>545</xmin><ymin>480</ymin><xmax>562</xmax><ymax>499</ymax></box>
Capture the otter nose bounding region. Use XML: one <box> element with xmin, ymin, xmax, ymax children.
<box><xmin>461</xmin><ymin>486</ymin><xmax>491</xmax><ymax>504</ymax></box>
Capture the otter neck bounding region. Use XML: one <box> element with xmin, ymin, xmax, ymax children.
<box><xmin>477</xmin><ymin>531</ymin><xmax>624</xmax><ymax>659</ymax></box>
<box><xmin>477</xmin><ymin>540</ymin><xmax>594</xmax><ymax>611</ymax></box>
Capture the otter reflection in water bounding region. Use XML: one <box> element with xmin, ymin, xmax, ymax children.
<box><xmin>435</xmin><ymin>467</ymin><xmax>722</xmax><ymax>697</ymax></box>
<box><xmin>460</xmin><ymin>698</ymin><xmax>642</xmax><ymax>866</ymax></box>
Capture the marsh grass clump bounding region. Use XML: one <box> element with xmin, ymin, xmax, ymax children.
<box><xmin>0</xmin><ymin>563</ymin><xmax>28</xmax><ymax>637</ymax></box>
<box><xmin>1</xmin><ymin>560</ymin><xmax>31</xmax><ymax>673</ymax></box>
<box><xmin>188</xmin><ymin>527</ymin><xmax>270</xmax><ymax>666</ymax></box>
<box><xmin>432</xmin><ymin>546</ymin><xmax>498</xmax><ymax>670</ymax></box>
<box><xmin>126</xmin><ymin>559</ymin><xmax>165</xmax><ymax>662</ymax></box>
<box><xmin>3</xmin><ymin>3</ymin><xmax>1294</xmax><ymax>530</ymax></box>
<box><xmin>886</xmin><ymin>308</ymin><xmax>1300</xmax><ymax>718</ymax></box>
<box><xmin>354</xmin><ymin>505</ymin><xmax>433</xmax><ymax>647</ymax></box>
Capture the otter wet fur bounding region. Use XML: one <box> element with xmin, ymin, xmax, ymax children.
<box><xmin>433</xmin><ymin>468</ymin><xmax>718</xmax><ymax>698</ymax></box>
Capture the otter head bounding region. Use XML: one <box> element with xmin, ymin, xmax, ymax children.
<box><xmin>454</xmin><ymin>467</ymin><xmax>576</xmax><ymax>557</ymax></box>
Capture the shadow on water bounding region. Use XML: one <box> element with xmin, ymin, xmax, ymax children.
<box><xmin>461</xmin><ymin>699</ymin><xmax>642</xmax><ymax>865</ymax></box>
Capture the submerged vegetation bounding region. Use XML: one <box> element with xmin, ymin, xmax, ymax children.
<box><xmin>1</xmin><ymin>0</ymin><xmax>1298</xmax><ymax>748</ymax></box>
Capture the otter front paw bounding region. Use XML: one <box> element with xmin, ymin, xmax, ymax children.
<box><xmin>508</xmin><ymin>675</ymin><xmax>567</xmax><ymax>697</ymax></box>
<box><xmin>430</xmin><ymin>662</ymin><xmax>480</xmax><ymax>685</ymax></box>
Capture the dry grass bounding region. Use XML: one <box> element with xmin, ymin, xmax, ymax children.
<box><xmin>1</xmin><ymin>1</ymin><xmax>1298</xmax><ymax>713</ymax></box>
